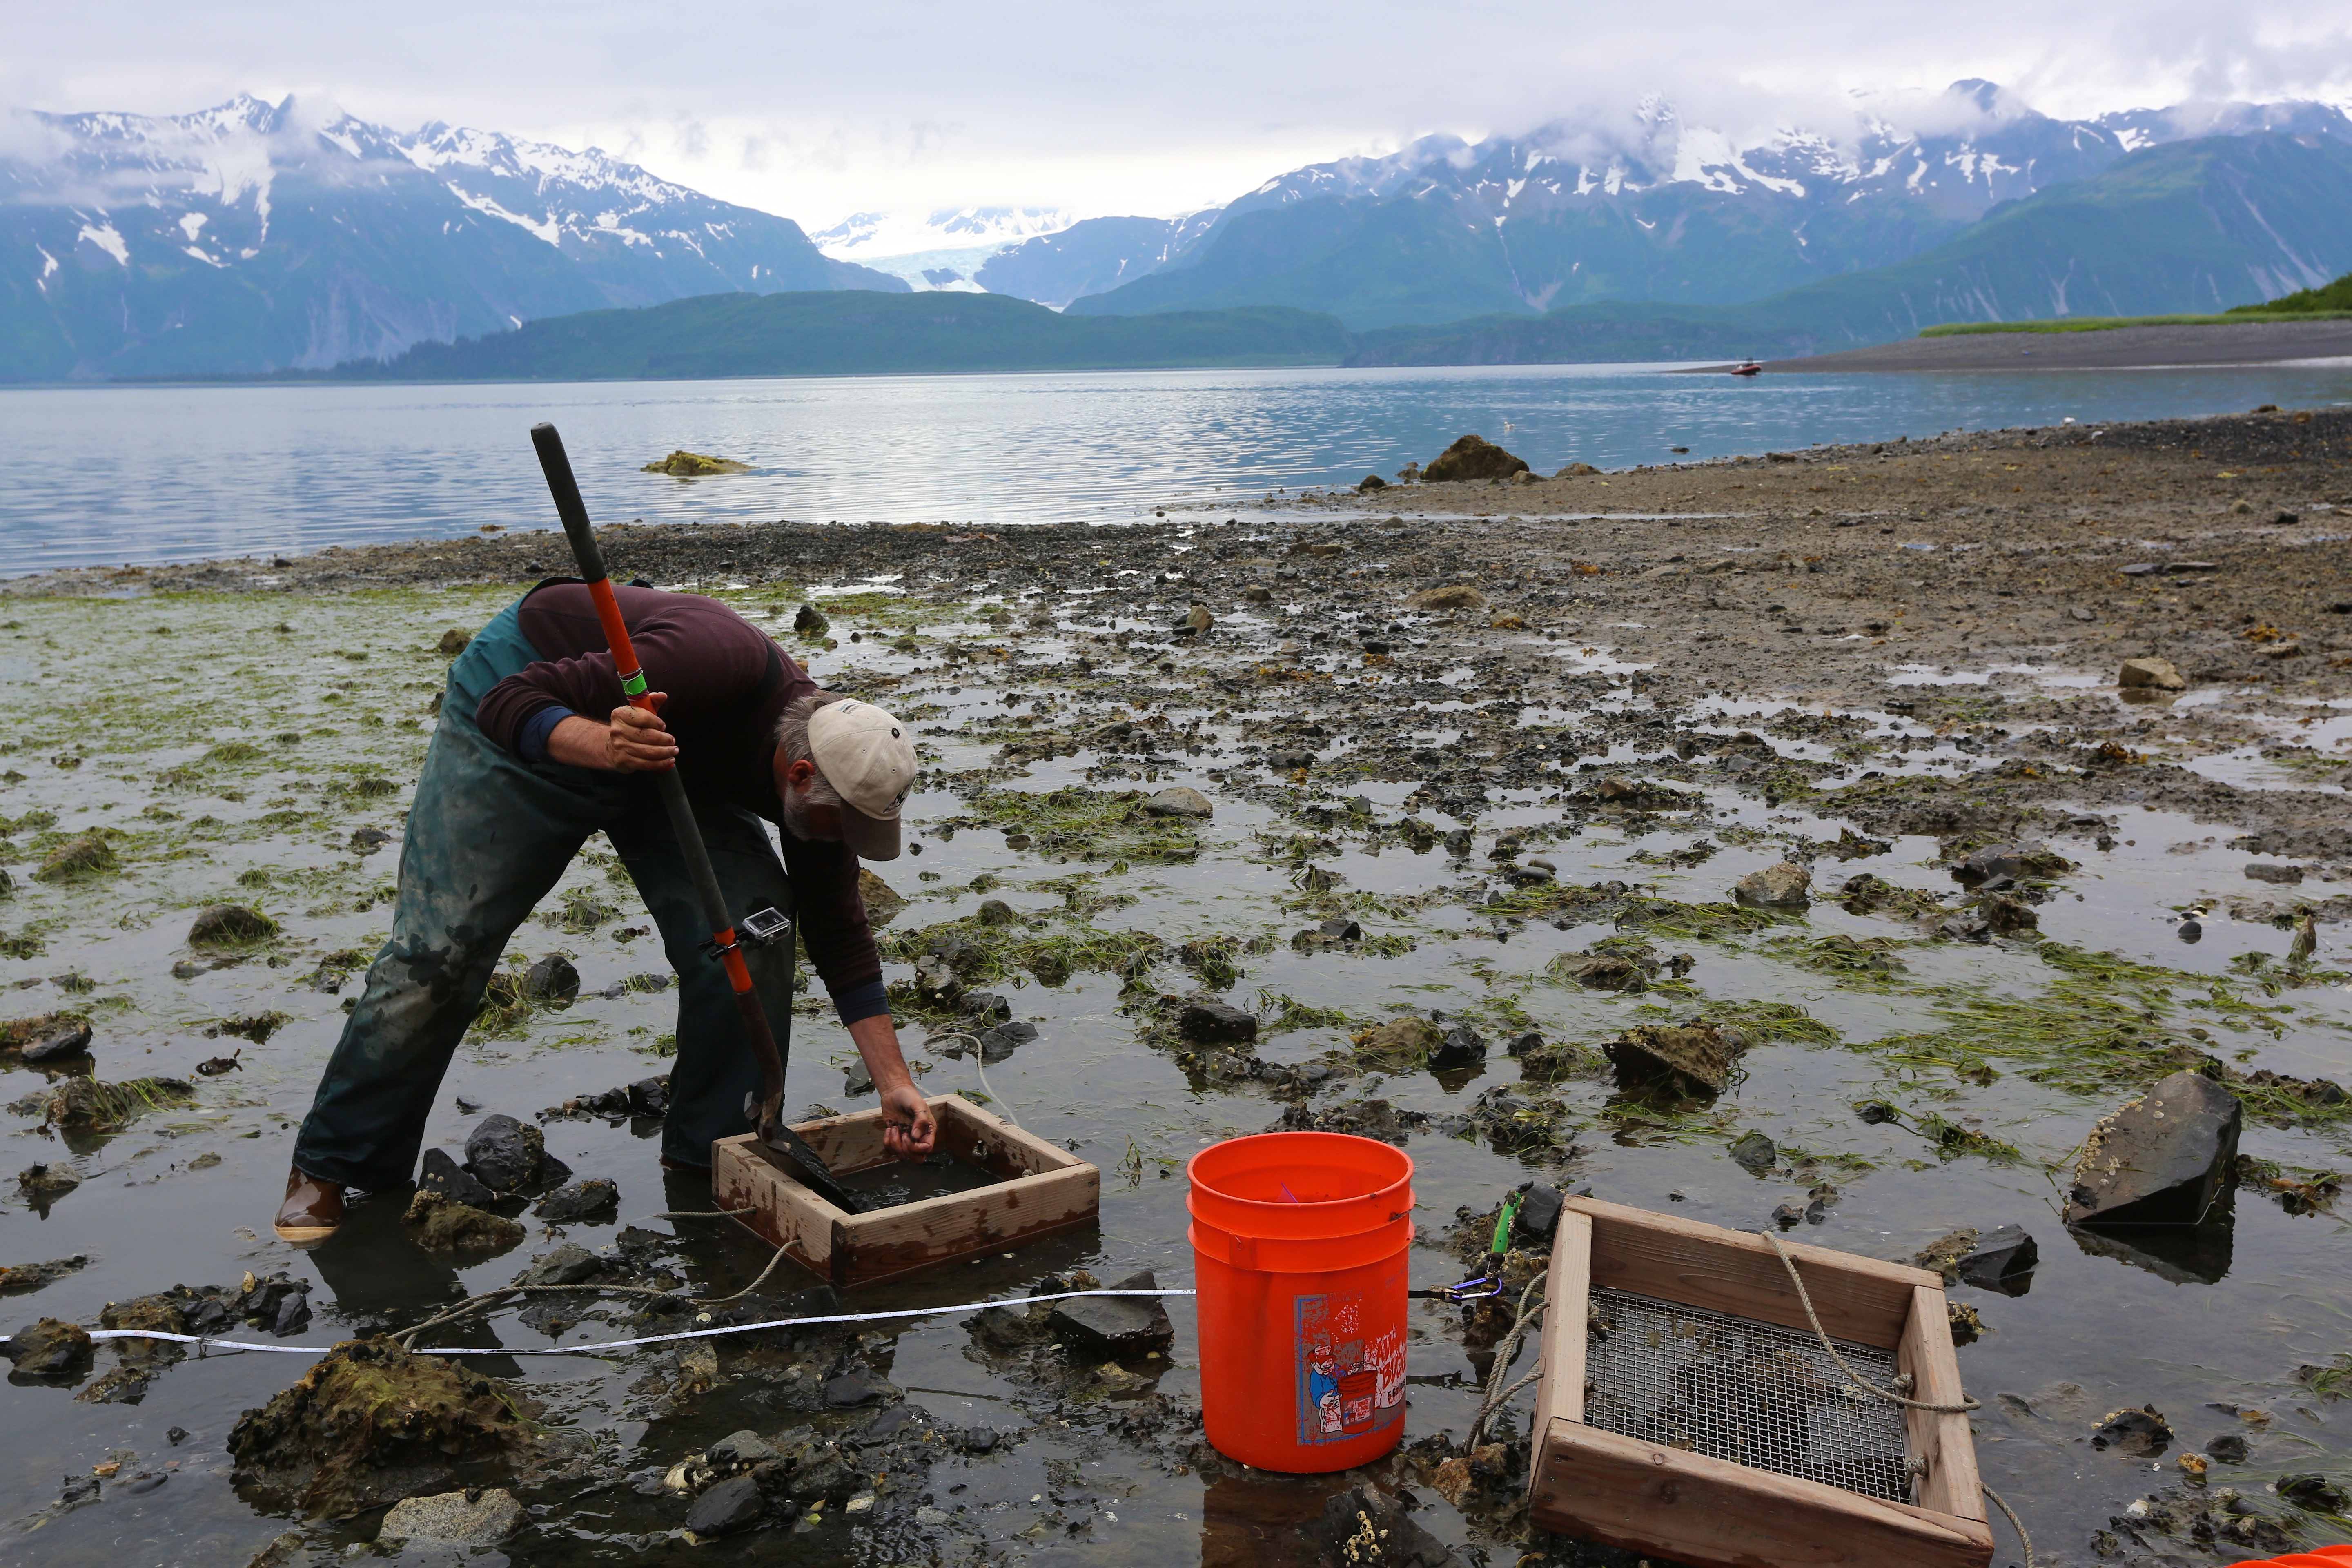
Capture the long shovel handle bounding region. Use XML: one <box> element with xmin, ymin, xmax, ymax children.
<box><xmin>528</xmin><ymin>424</ymin><xmax>797</xmax><ymax>1155</ymax></box>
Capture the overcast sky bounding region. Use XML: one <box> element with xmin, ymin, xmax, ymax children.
<box><xmin>9</xmin><ymin>1</ymin><xmax>2351</xmax><ymax>231</ymax></box>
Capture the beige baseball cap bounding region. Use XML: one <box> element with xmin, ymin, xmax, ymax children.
<box><xmin>808</xmin><ymin>697</ymin><xmax>918</xmax><ymax>860</ymax></box>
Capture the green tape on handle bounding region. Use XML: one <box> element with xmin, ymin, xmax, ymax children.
<box><xmin>622</xmin><ymin>670</ymin><xmax>648</xmax><ymax>697</ymax></box>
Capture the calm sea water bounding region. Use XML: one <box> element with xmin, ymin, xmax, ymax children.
<box><xmin>5</xmin><ymin>361</ymin><xmax>2351</xmax><ymax>573</ymax></box>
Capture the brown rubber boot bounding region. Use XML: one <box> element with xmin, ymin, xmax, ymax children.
<box><xmin>272</xmin><ymin>1165</ymin><xmax>346</xmax><ymax>1243</ymax></box>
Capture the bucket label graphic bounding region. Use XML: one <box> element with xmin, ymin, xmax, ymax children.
<box><xmin>1295</xmin><ymin>1290</ymin><xmax>1405</xmax><ymax>1445</ymax></box>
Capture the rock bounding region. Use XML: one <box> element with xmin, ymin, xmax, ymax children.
<box><xmin>12</xmin><ymin>1016</ymin><xmax>91</xmax><ymax>1062</ymax></box>
<box><xmin>971</xmin><ymin>1020</ymin><xmax>1038</xmax><ymax>1062</ymax></box>
<box><xmin>960</xmin><ymin>991</ymin><xmax>1012</xmax><ymax>1024</ymax></box>
<box><xmin>1957</xmin><ymin>1225</ymin><xmax>2039</xmax><ymax>1292</ymax></box>
<box><xmin>1243</xmin><ymin>586</ymin><xmax>1274</xmax><ymax>604</ymax></box>
<box><xmin>1606</xmin><ymin>1022</ymin><xmax>1740</xmax><ymax>1096</ymax></box>
<box><xmin>2</xmin><ymin>1317</ymin><xmax>94</xmax><ymax>1382</ymax></box>
<box><xmin>2091</xmin><ymin>1406</ymin><xmax>2173</xmax><ymax>1456</ymax></box>
<box><xmin>685</xmin><ymin>1474</ymin><xmax>766</xmax><ymax>1536</ymax></box>
<box><xmin>2278</xmin><ymin>1473</ymin><xmax>2349</xmax><ymax>1512</ymax></box>
<box><xmin>1430</xmin><ymin>1025</ymin><xmax>1487</xmax><ymax>1070</ymax></box>
<box><xmin>794</xmin><ymin>603</ymin><xmax>830</xmax><ymax>637</ymax></box>
<box><xmin>1734</xmin><ymin>862</ymin><xmax>1811</xmax><ymax>909</ymax></box>
<box><xmin>1178</xmin><ymin>1000</ymin><xmax>1257</xmax><ymax>1045</ymax></box>
<box><xmin>1552</xmin><ymin>951</ymin><xmax>1649</xmax><ymax>991</ymax></box>
<box><xmin>16</xmin><ymin>1164</ymin><xmax>78</xmax><ymax>1204</ymax></box>
<box><xmin>1356</xmin><ymin>1015</ymin><xmax>1444</xmax><ymax>1068</ymax></box>
<box><xmin>707</xmin><ymin>1430</ymin><xmax>778</xmax><ymax>1470</ymax></box>
<box><xmin>0</xmin><ymin>1254</ymin><xmax>89</xmax><ymax>1297</ymax></box>
<box><xmin>1423</xmin><ymin>434</ymin><xmax>1529</xmax><ymax>484</ymax></box>
<box><xmin>533</xmin><ymin>1179</ymin><xmax>619</xmax><ymax>1224</ymax></box>
<box><xmin>403</xmin><ymin>1192</ymin><xmax>526</xmax><ymax>1253</ymax></box>
<box><xmin>1143</xmin><ymin>786</ymin><xmax>1214</xmax><ymax>819</ymax></box>
<box><xmin>2245</xmin><ymin>862</ymin><xmax>2304</xmax><ymax>885</ymax></box>
<box><xmin>1977</xmin><ymin>893</ymin><xmax>2039</xmax><ymax>934</ymax></box>
<box><xmin>347</xmin><ymin>826</ymin><xmax>394</xmax><ymax>854</ymax></box>
<box><xmin>188</xmin><ymin>904</ymin><xmax>276</xmax><ymax>947</ymax></box>
<box><xmin>1408</xmin><ymin>585</ymin><xmax>1487</xmax><ymax>612</ymax></box>
<box><xmin>1729</xmin><ymin>1131</ymin><xmax>1778</xmax><ymax>1174</ymax></box>
<box><xmin>522</xmin><ymin>954</ymin><xmax>579</xmax><ymax>1002</ymax></box>
<box><xmin>976</xmin><ymin>898</ymin><xmax>1017</xmax><ymax>926</ymax></box>
<box><xmin>822</xmin><ymin>1370</ymin><xmax>886</xmax><ymax>1408</ymax></box>
<box><xmin>379</xmin><ymin>1487</ymin><xmax>526</xmax><ymax>1545</ymax></box>
<box><xmin>1179</xmin><ymin>604</ymin><xmax>1214</xmax><ymax>635</ymax></box>
<box><xmin>35</xmin><ymin>835</ymin><xmax>117</xmax><ymax>883</ymax></box>
<box><xmin>1049</xmin><ymin>1270</ymin><xmax>1175</xmax><ymax>1356</ymax></box>
<box><xmin>1357</xmin><ymin>474</ymin><xmax>1388</xmax><ymax>492</ymax></box>
<box><xmin>1310</xmin><ymin>1481</ymin><xmax>1455</xmax><ymax>1568</ymax></box>
<box><xmin>855</xmin><ymin>868</ymin><xmax>904</xmax><ymax>926</ymax></box>
<box><xmin>466</xmin><ymin>1114</ymin><xmax>548</xmax><ymax>1192</ymax></box>
<box><xmin>644</xmin><ymin>450</ymin><xmax>749</xmax><ymax>477</ymax></box>
<box><xmin>2065</xmin><ymin>1071</ymin><xmax>2242</xmax><ymax>1227</ymax></box>
<box><xmin>417</xmin><ymin>1148</ymin><xmax>498</xmax><ymax>1206</ymax></box>
<box><xmin>45</xmin><ymin>1075</ymin><xmax>194</xmax><ymax>1133</ymax></box>
<box><xmin>2119</xmin><ymin>656</ymin><xmax>2187</xmax><ymax>691</ymax></box>
<box><xmin>227</xmin><ymin>1338</ymin><xmax>542</xmax><ymax>1519</ymax></box>
<box><xmin>2206</xmin><ymin>1433</ymin><xmax>2251</xmax><ymax>1464</ymax></box>
<box><xmin>1513</xmin><ymin>1183</ymin><xmax>1563</xmax><ymax>1247</ymax></box>
<box><xmin>435</xmin><ymin>628</ymin><xmax>472</xmax><ymax>656</ymax></box>
<box><xmin>514</xmin><ymin>1243</ymin><xmax>603</xmax><ymax>1288</ymax></box>
<box><xmin>1955</xmin><ymin>842</ymin><xmax>2074</xmax><ymax>885</ymax></box>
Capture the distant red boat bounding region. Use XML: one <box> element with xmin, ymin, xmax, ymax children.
<box><xmin>1729</xmin><ymin>361</ymin><xmax>1762</xmax><ymax>376</ymax></box>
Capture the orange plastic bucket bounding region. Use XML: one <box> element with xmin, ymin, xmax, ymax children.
<box><xmin>1187</xmin><ymin>1131</ymin><xmax>1414</xmax><ymax>1472</ymax></box>
<box><xmin>2227</xmin><ymin>1552</ymin><xmax>2352</xmax><ymax>1566</ymax></box>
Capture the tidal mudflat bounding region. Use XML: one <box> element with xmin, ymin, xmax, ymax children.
<box><xmin>2</xmin><ymin>406</ymin><xmax>2349</xmax><ymax>1566</ymax></box>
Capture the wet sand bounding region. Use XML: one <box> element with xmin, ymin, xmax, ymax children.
<box><xmin>1712</xmin><ymin>316</ymin><xmax>2352</xmax><ymax>373</ymax></box>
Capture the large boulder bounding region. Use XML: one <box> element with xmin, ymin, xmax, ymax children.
<box><xmin>1423</xmin><ymin>434</ymin><xmax>1529</xmax><ymax>484</ymax></box>
<box><xmin>227</xmin><ymin>1338</ymin><xmax>543</xmax><ymax>1519</ymax></box>
<box><xmin>1606</xmin><ymin>1022</ymin><xmax>1742</xmax><ymax>1096</ymax></box>
<box><xmin>2065</xmin><ymin>1071</ymin><xmax>2241</xmax><ymax>1227</ymax></box>
<box><xmin>465</xmin><ymin>1114</ymin><xmax>555</xmax><ymax>1192</ymax></box>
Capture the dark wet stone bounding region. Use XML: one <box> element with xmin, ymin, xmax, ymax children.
<box><xmin>465</xmin><ymin>1114</ymin><xmax>547</xmax><ymax>1192</ymax></box>
<box><xmin>348</xmin><ymin>827</ymin><xmax>394</xmax><ymax>854</ymax></box>
<box><xmin>3</xmin><ymin>1317</ymin><xmax>93</xmax><ymax>1382</ymax></box>
<box><xmin>17</xmin><ymin>1018</ymin><xmax>92</xmax><ymax>1063</ymax></box>
<box><xmin>1728</xmin><ymin>1131</ymin><xmax>1777</xmax><ymax>1174</ymax></box>
<box><xmin>1049</xmin><ymin>1270</ymin><xmax>1174</xmax><ymax>1357</ymax></box>
<box><xmin>522</xmin><ymin>954</ymin><xmax>579</xmax><ymax>1002</ymax></box>
<box><xmin>417</xmin><ymin>1147</ymin><xmax>498</xmax><ymax>1207</ymax></box>
<box><xmin>271</xmin><ymin>1289</ymin><xmax>312</xmax><ymax>1337</ymax></box>
<box><xmin>188</xmin><ymin>904</ymin><xmax>276</xmax><ymax>947</ymax></box>
<box><xmin>707</xmin><ymin>1430</ymin><xmax>779</xmax><ymax>1470</ymax></box>
<box><xmin>404</xmin><ymin>1191</ymin><xmax>526</xmax><ymax>1253</ymax></box>
<box><xmin>513</xmin><ymin>1243</ymin><xmax>602</xmax><ymax>1288</ymax></box>
<box><xmin>1423</xmin><ymin>433</ymin><xmax>1527</xmax><ymax>484</ymax></box>
<box><xmin>976</xmin><ymin>898</ymin><xmax>1017</xmax><ymax>926</ymax></box>
<box><xmin>2278</xmin><ymin>1472</ymin><xmax>2348</xmax><ymax>1512</ymax></box>
<box><xmin>823</xmin><ymin>1370</ymin><xmax>884</xmax><ymax>1408</ymax></box>
<box><xmin>978</xmin><ymin>1020</ymin><xmax>1038</xmax><ymax>1062</ymax></box>
<box><xmin>2206</xmin><ymin>1432</ymin><xmax>2251</xmax><ymax>1464</ymax></box>
<box><xmin>686</xmin><ymin>1474</ymin><xmax>766</xmax><ymax>1536</ymax></box>
<box><xmin>1955</xmin><ymin>1225</ymin><xmax>2039</xmax><ymax>1292</ymax></box>
<box><xmin>1855</xmin><ymin>1100</ymin><xmax>1899</xmax><ymax>1124</ymax></box>
<box><xmin>1429</xmin><ymin>1025</ymin><xmax>1487</xmax><ymax>1070</ymax></box>
<box><xmin>1309</xmin><ymin>1481</ymin><xmax>1455</xmax><ymax>1567</ymax></box>
<box><xmin>0</xmin><ymin>1254</ymin><xmax>87</xmax><ymax>1298</ymax></box>
<box><xmin>1143</xmin><ymin>786</ymin><xmax>1214</xmax><ymax>818</ymax></box>
<box><xmin>960</xmin><ymin>991</ymin><xmax>1011</xmax><ymax>1024</ymax></box>
<box><xmin>628</xmin><ymin>1076</ymin><xmax>670</xmax><ymax>1116</ymax></box>
<box><xmin>1178</xmin><ymin>1000</ymin><xmax>1256</xmax><ymax>1045</ymax></box>
<box><xmin>1513</xmin><ymin>1183</ymin><xmax>1563</xmax><ymax>1247</ymax></box>
<box><xmin>2091</xmin><ymin>1405</ymin><xmax>2172</xmax><ymax>1456</ymax></box>
<box><xmin>533</xmin><ymin>1179</ymin><xmax>619</xmax><ymax>1224</ymax></box>
<box><xmin>1954</xmin><ymin>842</ymin><xmax>2073</xmax><ymax>886</ymax></box>
<box><xmin>2065</xmin><ymin>1071</ymin><xmax>2241</xmax><ymax>1226</ymax></box>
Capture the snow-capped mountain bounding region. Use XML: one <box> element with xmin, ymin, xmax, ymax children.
<box><xmin>810</xmin><ymin>206</ymin><xmax>1078</xmax><ymax>292</ymax></box>
<box><xmin>1069</xmin><ymin>82</ymin><xmax>2352</xmax><ymax>327</ymax></box>
<box><xmin>1</xmin><ymin>94</ymin><xmax>903</xmax><ymax>380</ymax></box>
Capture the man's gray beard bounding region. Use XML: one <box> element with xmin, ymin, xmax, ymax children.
<box><xmin>779</xmin><ymin>790</ymin><xmax>814</xmax><ymax>842</ymax></box>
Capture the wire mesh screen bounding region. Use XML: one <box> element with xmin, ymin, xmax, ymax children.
<box><xmin>1582</xmin><ymin>1286</ymin><xmax>1913</xmax><ymax>1502</ymax></box>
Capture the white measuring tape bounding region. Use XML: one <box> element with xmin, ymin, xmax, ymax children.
<box><xmin>0</xmin><ymin>1287</ymin><xmax>1197</xmax><ymax>1360</ymax></box>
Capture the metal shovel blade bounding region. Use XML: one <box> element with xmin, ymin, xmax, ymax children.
<box><xmin>757</xmin><ymin>1117</ymin><xmax>867</xmax><ymax>1215</ymax></box>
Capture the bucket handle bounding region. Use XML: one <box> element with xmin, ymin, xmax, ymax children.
<box><xmin>1225</xmin><ymin>1232</ymin><xmax>1257</xmax><ymax>1268</ymax></box>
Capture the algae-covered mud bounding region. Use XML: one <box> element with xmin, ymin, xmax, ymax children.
<box><xmin>3</xmin><ymin>406</ymin><xmax>2351</xmax><ymax>1566</ymax></box>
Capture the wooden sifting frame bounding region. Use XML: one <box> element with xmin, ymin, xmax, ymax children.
<box><xmin>711</xmin><ymin>1093</ymin><xmax>1099</xmax><ymax>1288</ymax></box>
<box><xmin>1528</xmin><ymin>1196</ymin><xmax>1993</xmax><ymax>1568</ymax></box>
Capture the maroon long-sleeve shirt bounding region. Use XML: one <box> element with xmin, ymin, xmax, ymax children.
<box><xmin>474</xmin><ymin>581</ymin><xmax>882</xmax><ymax>1011</ymax></box>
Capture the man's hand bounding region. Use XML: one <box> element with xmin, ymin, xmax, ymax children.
<box><xmin>879</xmin><ymin>1082</ymin><xmax>938</xmax><ymax>1161</ymax></box>
<box><xmin>546</xmin><ymin>694</ymin><xmax>676</xmax><ymax>772</ymax></box>
<box><xmin>848</xmin><ymin>1013</ymin><xmax>935</xmax><ymax>1162</ymax></box>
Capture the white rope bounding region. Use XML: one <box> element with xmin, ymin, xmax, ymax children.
<box><xmin>924</xmin><ymin>1028</ymin><xmax>1022</xmax><ymax>1128</ymax></box>
<box><xmin>0</xmin><ymin>1287</ymin><xmax>1195</xmax><ymax>1361</ymax></box>
<box><xmin>1758</xmin><ymin>1229</ymin><xmax>2033</xmax><ymax>1568</ymax></box>
<box><xmin>1467</xmin><ymin>1276</ymin><xmax>1546</xmax><ymax>1447</ymax></box>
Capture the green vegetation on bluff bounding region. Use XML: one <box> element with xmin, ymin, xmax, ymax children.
<box><xmin>296</xmin><ymin>291</ymin><xmax>1350</xmax><ymax>382</ymax></box>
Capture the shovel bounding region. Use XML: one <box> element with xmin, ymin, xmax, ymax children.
<box><xmin>529</xmin><ymin>422</ymin><xmax>864</xmax><ymax>1216</ymax></box>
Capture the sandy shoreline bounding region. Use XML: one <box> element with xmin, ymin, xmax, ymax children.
<box><xmin>1705</xmin><ymin>316</ymin><xmax>2352</xmax><ymax>373</ymax></box>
